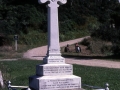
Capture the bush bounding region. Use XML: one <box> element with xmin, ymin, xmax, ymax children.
<box><xmin>60</xmin><ymin>30</ymin><xmax>90</xmax><ymax>42</ymax></box>
<box><xmin>85</xmin><ymin>38</ymin><xmax>113</xmax><ymax>55</ymax></box>
<box><xmin>101</xmin><ymin>43</ymin><xmax>113</xmax><ymax>55</ymax></box>
<box><xmin>19</xmin><ymin>31</ymin><xmax>47</xmax><ymax>47</ymax></box>
<box><xmin>80</xmin><ymin>37</ymin><xmax>92</xmax><ymax>46</ymax></box>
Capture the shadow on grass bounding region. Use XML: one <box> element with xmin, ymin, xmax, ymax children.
<box><xmin>62</xmin><ymin>54</ymin><xmax>120</xmax><ymax>60</ymax></box>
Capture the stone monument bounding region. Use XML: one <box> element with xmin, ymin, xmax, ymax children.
<box><xmin>29</xmin><ymin>0</ymin><xmax>82</xmax><ymax>90</ymax></box>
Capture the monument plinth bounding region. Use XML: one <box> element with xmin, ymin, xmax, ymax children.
<box><xmin>29</xmin><ymin>0</ymin><xmax>82</xmax><ymax>90</ymax></box>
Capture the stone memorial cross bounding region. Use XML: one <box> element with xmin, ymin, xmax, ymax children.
<box><xmin>38</xmin><ymin>0</ymin><xmax>67</xmax><ymax>64</ymax></box>
<box><xmin>29</xmin><ymin>0</ymin><xmax>82</xmax><ymax>90</ymax></box>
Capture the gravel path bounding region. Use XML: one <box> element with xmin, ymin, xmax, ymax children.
<box><xmin>23</xmin><ymin>36</ymin><xmax>120</xmax><ymax>69</ymax></box>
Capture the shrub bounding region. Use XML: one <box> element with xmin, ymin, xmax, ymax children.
<box><xmin>89</xmin><ymin>39</ymin><xmax>105</xmax><ymax>54</ymax></box>
<box><xmin>80</xmin><ymin>37</ymin><xmax>92</xmax><ymax>46</ymax></box>
<box><xmin>101</xmin><ymin>43</ymin><xmax>113</xmax><ymax>55</ymax></box>
<box><xmin>19</xmin><ymin>31</ymin><xmax>47</xmax><ymax>47</ymax></box>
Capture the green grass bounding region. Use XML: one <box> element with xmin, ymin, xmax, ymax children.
<box><xmin>0</xmin><ymin>60</ymin><xmax>41</xmax><ymax>90</ymax></box>
<box><xmin>0</xmin><ymin>60</ymin><xmax>120</xmax><ymax>90</ymax></box>
<box><xmin>74</xmin><ymin>65</ymin><xmax>120</xmax><ymax>90</ymax></box>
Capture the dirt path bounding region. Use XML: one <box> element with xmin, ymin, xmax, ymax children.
<box><xmin>65</xmin><ymin>58</ymin><xmax>120</xmax><ymax>69</ymax></box>
<box><xmin>23</xmin><ymin>36</ymin><xmax>120</xmax><ymax>69</ymax></box>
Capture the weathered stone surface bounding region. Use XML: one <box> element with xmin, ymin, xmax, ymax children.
<box><xmin>29</xmin><ymin>75</ymin><xmax>81</xmax><ymax>90</ymax></box>
<box><xmin>43</xmin><ymin>56</ymin><xmax>65</xmax><ymax>64</ymax></box>
<box><xmin>36</xmin><ymin>64</ymin><xmax>73</xmax><ymax>76</ymax></box>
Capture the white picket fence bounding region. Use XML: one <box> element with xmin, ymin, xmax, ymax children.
<box><xmin>7</xmin><ymin>81</ymin><xmax>31</xmax><ymax>90</ymax></box>
<box><xmin>7</xmin><ymin>81</ymin><xmax>109</xmax><ymax>90</ymax></box>
<box><xmin>83</xmin><ymin>83</ymin><xmax>109</xmax><ymax>90</ymax></box>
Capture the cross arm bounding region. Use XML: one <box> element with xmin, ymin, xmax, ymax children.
<box><xmin>58</xmin><ymin>0</ymin><xmax>67</xmax><ymax>5</ymax></box>
<box><xmin>38</xmin><ymin>0</ymin><xmax>67</xmax><ymax>5</ymax></box>
<box><xmin>38</xmin><ymin>0</ymin><xmax>49</xmax><ymax>4</ymax></box>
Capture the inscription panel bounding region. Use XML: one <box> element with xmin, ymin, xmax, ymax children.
<box><xmin>48</xmin><ymin>58</ymin><xmax>64</xmax><ymax>63</ymax></box>
<box><xmin>43</xmin><ymin>65</ymin><xmax>73</xmax><ymax>75</ymax></box>
<box><xmin>49</xmin><ymin>59</ymin><xmax>64</xmax><ymax>63</ymax></box>
<box><xmin>39</xmin><ymin>78</ymin><xmax>80</xmax><ymax>90</ymax></box>
<box><xmin>45</xmin><ymin>56</ymin><xmax>65</xmax><ymax>64</ymax></box>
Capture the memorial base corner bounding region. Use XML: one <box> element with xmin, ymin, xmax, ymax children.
<box><xmin>29</xmin><ymin>75</ymin><xmax>81</xmax><ymax>90</ymax></box>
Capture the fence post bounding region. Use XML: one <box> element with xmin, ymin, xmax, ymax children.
<box><xmin>105</xmin><ymin>83</ymin><xmax>109</xmax><ymax>90</ymax></box>
<box><xmin>7</xmin><ymin>81</ymin><xmax>11</xmax><ymax>90</ymax></box>
<box><xmin>0</xmin><ymin>71</ymin><xmax>4</xmax><ymax>88</ymax></box>
<box><xmin>26</xmin><ymin>87</ymin><xmax>31</xmax><ymax>90</ymax></box>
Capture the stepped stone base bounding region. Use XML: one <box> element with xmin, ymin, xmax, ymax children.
<box><xmin>29</xmin><ymin>75</ymin><xmax>81</xmax><ymax>90</ymax></box>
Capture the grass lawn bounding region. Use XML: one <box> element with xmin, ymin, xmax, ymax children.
<box><xmin>0</xmin><ymin>59</ymin><xmax>120</xmax><ymax>90</ymax></box>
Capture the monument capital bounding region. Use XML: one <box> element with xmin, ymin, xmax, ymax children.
<box><xmin>38</xmin><ymin>0</ymin><xmax>67</xmax><ymax>5</ymax></box>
